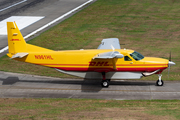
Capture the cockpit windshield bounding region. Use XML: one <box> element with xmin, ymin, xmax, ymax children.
<box><xmin>130</xmin><ymin>51</ymin><xmax>144</xmax><ymax>61</ymax></box>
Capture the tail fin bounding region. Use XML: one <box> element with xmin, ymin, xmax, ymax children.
<box><xmin>7</xmin><ymin>22</ymin><xmax>27</xmax><ymax>55</ymax></box>
<box><xmin>7</xmin><ymin>22</ymin><xmax>53</xmax><ymax>58</ymax></box>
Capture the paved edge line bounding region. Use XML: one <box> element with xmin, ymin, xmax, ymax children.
<box><xmin>0</xmin><ymin>46</ymin><xmax>8</xmax><ymax>53</ymax></box>
<box><xmin>0</xmin><ymin>0</ymin><xmax>93</xmax><ymax>54</ymax></box>
<box><xmin>0</xmin><ymin>0</ymin><xmax>27</xmax><ymax>12</ymax></box>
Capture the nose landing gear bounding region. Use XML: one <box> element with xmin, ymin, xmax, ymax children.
<box><xmin>156</xmin><ymin>74</ymin><xmax>164</xmax><ymax>86</ymax></box>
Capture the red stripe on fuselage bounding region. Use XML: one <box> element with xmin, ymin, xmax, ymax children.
<box><xmin>36</xmin><ymin>63</ymin><xmax>88</xmax><ymax>66</ymax></box>
<box><xmin>116</xmin><ymin>64</ymin><xmax>167</xmax><ymax>66</ymax></box>
<box><xmin>36</xmin><ymin>63</ymin><xmax>167</xmax><ymax>67</ymax></box>
<box><xmin>35</xmin><ymin>63</ymin><xmax>167</xmax><ymax>72</ymax></box>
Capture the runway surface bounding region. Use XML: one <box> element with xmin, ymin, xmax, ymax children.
<box><xmin>0</xmin><ymin>0</ymin><xmax>94</xmax><ymax>50</ymax></box>
<box><xmin>0</xmin><ymin>71</ymin><xmax>180</xmax><ymax>100</ymax></box>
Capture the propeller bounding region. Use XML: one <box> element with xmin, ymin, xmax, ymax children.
<box><xmin>168</xmin><ymin>51</ymin><xmax>175</xmax><ymax>78</ymax></box>
<box><xmin>168</xmin><ymin>52</ymin><xmax>171</xmax><ymax>78</ymax></box>
<box><xmin>169</xmin><ymin>51</ymin><xmax>171</xmax><ymax>61</ymax></box>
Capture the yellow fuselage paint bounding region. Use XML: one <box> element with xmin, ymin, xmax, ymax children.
<box><xmin>7</xmin><ymin>48</ymin><xmax>168</xmax><ymax>73</ymax></box>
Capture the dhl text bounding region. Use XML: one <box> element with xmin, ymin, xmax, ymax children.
<box><xmin>89</xmin><ymin>61</ymin><xmax>110</xmax><ymax>66</ymax></box>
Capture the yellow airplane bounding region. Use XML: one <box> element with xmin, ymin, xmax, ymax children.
<box><xmin>6</xmin><ymin>22</ymin><xmax>175</xmax><ymax>87</ymax></box>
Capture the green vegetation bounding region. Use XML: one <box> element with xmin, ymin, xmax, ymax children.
<box><xmin>0</xmin><ymin>98</ymin><xmax>179</xmax><ymax>119</ymax></box>
<box><xmin>0</xmin><ymin>0</ymin><xmax>179</xmax><ymax>80</ymax></box>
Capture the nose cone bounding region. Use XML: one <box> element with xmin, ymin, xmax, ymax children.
<box><xmin>169</xmin><ymin>61</ymin><xmax>175</xmax><ymax>66</ymax></box>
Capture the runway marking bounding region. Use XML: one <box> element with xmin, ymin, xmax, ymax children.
<box><xmin>0</xmin><ymin>16</ymin><xmax>44</xmax><ymax>35</ymax></box>
<box><xmin>0</xmin><ymin>0</ymin><xmax>27</xmax><ymax>12</ymax></box>
<box><xmin>2</xmin><ymin>86</ymin><xmax>180</xmax><ymax>93</ymax></box>
<box><xmin>0</xmin><ymin>0</ymin><xmax>93</xmax><ymax>53</ymax></box>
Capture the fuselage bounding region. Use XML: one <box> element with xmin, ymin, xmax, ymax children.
<box><xmin>13</xmin><ymin>49</ymin><xmax>169</xmax><ymax>74</ymax></box>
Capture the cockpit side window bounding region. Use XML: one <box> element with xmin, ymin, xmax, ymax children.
<box><xmin>124</xmin><ymin>56</ymin><xmax>132</xmax><ymax>61</ymax></box>
<box><xmin>130</xmin><ymin>51</ymin><xmax>144</xmax><ymax>61</ymax></box>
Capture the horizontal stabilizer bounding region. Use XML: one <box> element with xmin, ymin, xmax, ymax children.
<box><xmin>93</xmin><ymin>51</ymin><xmax>124</xmax><ymax>59</ymax></box>
<box><xmin>11</xmin><ymin>53</ymin><xmax>29</xmax><ymax>59</ymax></box>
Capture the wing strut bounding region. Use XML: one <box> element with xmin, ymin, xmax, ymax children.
<box><xmin>112</xmin><ymin>58</ymin><xmax>117</xmax><ymax>70</ymax></box>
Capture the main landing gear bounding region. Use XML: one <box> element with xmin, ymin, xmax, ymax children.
<box><xmin>101</xmin><ymin>72</ymin><xmax>110</xmax><ymax>88</ymax></box>
<box><xmin>156</xmin><ymin>74</ymin><xmax>164</xmax><ymax>86</ymax></box>
<box><xmin>101</xmin><ymin>79</ymin><xmax>110</xmax><ymax>88</ymax></box>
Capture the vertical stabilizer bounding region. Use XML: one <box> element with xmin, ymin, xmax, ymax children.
<box><xmin>7</xmin><ymin>22</ymin><xmax>26</xmax><ymax>55</ymax></box>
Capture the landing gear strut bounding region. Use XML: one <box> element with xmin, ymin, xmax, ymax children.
<box><xmin>156</xmin><ymin>74</ymin><xmax>164</xmax><ymax>86</ymax></box>
<box><xmin>101</xmin><ymin>72</ymin><xmax>110</xmax><ymax>88</ymax></box>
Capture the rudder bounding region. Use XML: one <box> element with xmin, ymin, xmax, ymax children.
<box><xmin>7</xmin><ymin>22</ymin><xmax>27</xmax><ymax>55</ymax></box>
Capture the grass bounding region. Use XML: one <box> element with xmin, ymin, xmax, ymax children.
<box><xmin>0</xmin><ymin>98</ymin><xmax>179</xmax><ymax>119</ymax></box>
<box><xmin>0</xmin><ymin>0</ymin><xmax>180</xmax><ymax>80</ymax></box>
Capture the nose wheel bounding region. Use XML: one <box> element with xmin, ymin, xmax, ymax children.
<box><xmin>156</xmin><ymin>74</ymin><xmax>164</xmax><ymax>86</ymax></box>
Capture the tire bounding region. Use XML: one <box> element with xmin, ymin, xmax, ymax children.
<box><xmin>101</xmin><ymin>80</ymin><xmax>109</xmax><ymax>88</ymax></box>
<box><xmin>156</xmin><ymin>80</ymin><xmax>164</xmax><ymax>86</ymax></box>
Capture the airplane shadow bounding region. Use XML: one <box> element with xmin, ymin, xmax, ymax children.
<box><xmin>0</xmin><ymin>77</ymin><xmax>155</xmax><ymax>93</ymax></box>
<box><xmin>2</xmin><ymin>77</ymin><xmax>19</xmax><ymax>85</ymax></box>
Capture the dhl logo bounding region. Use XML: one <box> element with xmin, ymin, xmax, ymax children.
<box><xmin>11</xmin><ymin>39</ymin><xmax>20</xmax><ymax>41</ymax></box>
<box><xmin>89</xmin><ymin>61</ymin><xmax>110</xmax><ymax>66</ymax></box>
<box><xmin>35</xmin><ymin>55</ymin><xmax>53</xmax><ymax>60</ymax></box>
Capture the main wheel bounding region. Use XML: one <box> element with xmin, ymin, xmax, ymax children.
<box><xmin>156</xmin><ymin>80</ymin><xmax>164</xmax><ymax>86</ymax></box>
<box><xmin>101</xmin><ymin>80</ymin><xmax>109</xmax><ymax>88</ymax></box>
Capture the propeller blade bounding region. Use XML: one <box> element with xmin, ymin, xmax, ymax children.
<box><xmin>169</xmin><ymin>51</ymin><xmax>171</xmax><ymax>61</ymax></box>
<box><xmin>168</xmin><ymin>51</ymin><xmax>171</xmax><ymax>79</ymax></box>
<box><xmin>168</xmin><ymin>65</ymin><xmax>170</xmax><ymax>79</ymax></box>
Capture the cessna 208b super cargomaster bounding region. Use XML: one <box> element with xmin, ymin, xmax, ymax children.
<box><xmin>7</xmin><ymin>22</ymin><xmax>175</xmax><ymax>87</ymax></box>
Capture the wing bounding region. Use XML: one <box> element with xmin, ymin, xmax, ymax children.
<box><xmin>97</xmin><ymin>38</ymin><xmax>121</xmax><ymax>49</ymax></box>
<box><xmin>94</xmin><ymin>38</ymin><xmax>122</xmax><ymax>70</ymax></box>
<box><xmin>93</xmin><ymin>51</ymin><xmax>123</xmax><ymax>70</ymax></box>
<box><xmin>93</xmin><ymin>51</ymin><xmax>124</xmax><ymax>59</ymax></box>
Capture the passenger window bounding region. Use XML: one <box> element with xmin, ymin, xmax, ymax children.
<box><xmin>124</xmin><ymin>56</ymin><xmax>132</xmax><ymax>61</ymax></box>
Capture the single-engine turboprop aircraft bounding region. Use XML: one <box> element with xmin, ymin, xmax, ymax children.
<box><xmin>6</xmin><ymin>22</ymin><xmax>175</xmax><ymax>87</ymax></box>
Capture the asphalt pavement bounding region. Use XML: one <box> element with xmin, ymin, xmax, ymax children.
<box><xmin>0</xmin><ymin>71</ymin><xmax>180</xmax><ymax>100</ymax></box>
